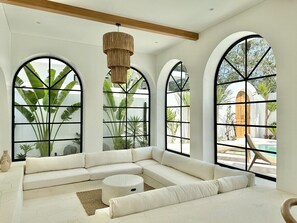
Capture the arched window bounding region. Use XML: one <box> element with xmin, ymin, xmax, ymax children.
<box><xmin>165</xmin><ymin>61</ymin><xmax>190</xmax><ymax>156</ymax></box>
<box><xmin>13</xmin><ymin>57</ymin><xmax>83</xmax><ymax>161</ymax></box>
<box><xmin>103</xmin><ymin>68</ymin><xmax>150</xmax><ymax>150</ymax></box>
<box><xmin>215</xmin><ymin>35</ymin><xmax>277</xmax><ymax>180</ymax></box>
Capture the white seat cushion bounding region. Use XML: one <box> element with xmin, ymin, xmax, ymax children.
<box><xmin>132</xmin><ymin>147</ymin><xmax>152</xmax><ymax>162</ymax></box>
<box><xmin>134</xmin><ymin>159</ymin><xmax>159</xmax><ymax>168</ymax></box>
<box><xmin>214</xmin><ymin>165</ymin><xmax>255</xmax><ymax>187</ymax></box>
<box><xmin>143</xmin><ymin>164</ymin><xmax>202</xmax><ymax>186</ymax></box>
<box><xmin>161</xmin><ymin>151</ymin><xmax>215</xmax><ymax>180</ymax></box>
<box><xmin>217</xmin><ymin>175</ymin><xmax>249</xmax><ymax>193</ymax></box>
<box><xmin>87</xmin><ymin>163</ymin><xmax>142</xmax><ymax>180</ymax></box>
<box><xmin>25</xmin><ymin>153</ymin><xmax>85</xmax><ymax>174</ymax></box>
<box><xmin>109</xmin><ymin>181</ymin><xmax>219</xmax><ymax>218</ymax></box>
<box><xmin>23</xmin><ymin>168</ymin><xmax>89</xmax><ymax>190</ymax></box>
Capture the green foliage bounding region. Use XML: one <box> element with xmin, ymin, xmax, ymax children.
<box><xmin>16</xmin><ymin>144</ymin><xmax>35</xmax><ymax>159</ymax></box>
<box><xmin>15</xmin><ymin>62</ymin><xmax>80</xmax><ymax>157</ymax></box>
<box><xmin>103</xmin><ymin>69</ymin><xmax>144</xmax><ymax>150</ymax></box>
<box><xmin>166</xmin><ymin>108</ymin><xmax>179</xmax><ymax>142</ymax></box>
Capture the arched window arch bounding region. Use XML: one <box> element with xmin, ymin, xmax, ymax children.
<box><xmin>165</xmin><ymin>61</ymin><xmax>190</xmax><ymax>156</ymax></box>
<box><xmin>215</xmin><ymin>35</ymin><xmax>277</xmax><ymax>180</ymax></box>
<box><xmin>13</xmin><ymin>57</ymin><xmax>83</xmax><ymax>161</ymax></box>
<box><xmin>103</xmin><ymin>67</ymin><xmax>150</xmax><ymax>150</ymax></box>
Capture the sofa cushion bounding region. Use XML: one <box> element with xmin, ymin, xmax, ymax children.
<box><xmin>152</xmin><ymin>147</ymin><xmax>164</xmax><ymax>163</ymax></box>
<box><xmin>143</xmin><ymin>164</ymin><xmax>202</xmax><ymax>186</ymax></box>
<box><xmin>132</xmin><ymin>147</ymin><xmax>152</xmax><ymax>162</ymax></box>
<box><xmin>85</xmin><ymin>150</ymin><xmax>132</xmax><ymax>168</ymax></box>
<box><xmin>25</xmin><ymin>153</ymin><xmax>85</xmax><ymax>174</ymax></box>
<box><xmin>214</xmin><ymin>165</ymin><xmax>255</xmax><ymax>187</ymax></box>
<box><xmin>161</xmin><ymin>151</ymin><xmax>214</xmax><ymax>180</ymax></box>
<box><xmin>109</xmin><ymin>180</ymin><xmax>219</xmax><ymax>218</ymax></box>
<box><xmin>217</xmin><ymin>175</ymin><xmax>249</xmax><ymax>193</ymax></box>
<box><xmin>134</xmin><ymin>159</ymin><xmax>159</xmax><ymax>168</ymax></box>
<box><xmin>23</xmin><ymin>168</ymin><xmax>89</xmax><ymax>190</ymax></box>
<box><xmin>87</xmin><ymin>163</ymin><xmax>142</xmax><ymax>180</ymax></box>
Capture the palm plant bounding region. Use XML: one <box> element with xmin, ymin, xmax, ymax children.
<box><xmin>103</xmin><ymin>70</ymin><xmax>144</xmax><ymax>150</ymax></box>
<box><xmin>167</xmin><ymin>108</ymin><xmax>179</xmax><ymax>142</ymax></box>
<box><xmin>127</xmin><ymin>116</ymin><xmax>146</xmax><ymax>148</ymax></box>
<box><xmin>15</xmin><ymin>63</ymin><xmax>80</xmax><ymax>157</ymax></box>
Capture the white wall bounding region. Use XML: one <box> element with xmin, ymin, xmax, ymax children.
<box><xmin>155</xmin><ymin>0</ymin><xmax>297</xmax><ymax>194</ymax></box>
<box><xmin>9</xmin><ymin>33</ymin><xmax>156</xmax><ymax>154</ymax></box>
<box><xmin>0</xmin><ymin>5</ymin><xmax>11</xmax><ymax>156</ymax></box>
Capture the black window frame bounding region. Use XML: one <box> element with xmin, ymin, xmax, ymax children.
<box><xmin>103</xmin><ymin>67</ymin><xmax>151</xmax><ymax>150</ymax></box>
<box><xmin>214</xmin><ymin>34</ymin><xmax>277</xmax><ymax>181</ymax></box>
<box><xmin>12</xmin><ymin>56</ymin><xmax>83</xmax><ymax>161</ymax></box>
<box><xmin>165</xmin><ymin>61</ymin><xmax>190</xmax><ymax>156</ymax></box>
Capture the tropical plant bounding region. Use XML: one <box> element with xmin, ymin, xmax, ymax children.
<box><xmin>256</xmin><ymin>80</ymin><xmax>277</xmax><ymax>137</ymax></box>
<box><xmin>269</xmin><ymin>122</ymin><xmax>277</xmax><ymax>139</ymax></box>
<box><xmin>16</xmin><ymin>144</ymin><xmax>34</xmax><ymax>159</ymax></box>
<box><xmin>15</xmin><ymin>63</ymin><xmax>80</xmax><ymax>157</ymax></box>
<box><xmin>127</xmin><ymin>115</ymin><xmax>147</xmax><ymax>148</ymax></box>
<box><xmin>166</xmin><ymin>108</ymin><xmax>179</xmax><ymax>142</ymax></box>
<box><xmin>224</xmin><ymin>105</ymin><xmax>236</xmax><ymax>140</ymax></box>
<box><xmin>103</xmin><ymin>69</ymin><xmax>144</xmax><ymax>150</ymax></box>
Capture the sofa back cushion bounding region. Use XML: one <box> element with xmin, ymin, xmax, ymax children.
<box><xmin>214</xmin><ymin>165</ymin><xmax>255</xmax><ymax>187</ymax></box>
<box><xmin>25</xmin><ymin>153</ymin><xmax>85</xmax><ymax>174</ymax></box>
<box><xmin>85</xmin><ymin>150</ymin><xmax>132</xmax><ymax>168</ymax></box>
<box><xmin>161</xmin><ymin>151</ymin><xmax>215</xmax><ymax>180</ymax></box>
<box><xmin>109</xmin><ymin>180</ymin><xmax>218</xmax><ymax>218</ymax></box>
<box><xmin>217</xmin><ymin>175</ymin><xmax>249</xmax><ymax>193</ymax></box>
<box><xmin>151</xmin><ymin>147</ymin><xmax>164</xmax><ymax>163</ymax></box>
<box><xmin>132</xmin><ymin>147</ymin><xmax>152</xmax><ymax>162</ymax></box>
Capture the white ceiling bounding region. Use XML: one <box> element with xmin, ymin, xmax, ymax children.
<box><xmin>2</xmin><ymin>0</ymin><xmax>265</xmax><ymax>55</ymax></box>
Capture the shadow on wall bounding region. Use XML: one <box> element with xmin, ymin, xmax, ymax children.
<box><xmin>0</xmin><ymin>67</ymin><xmax>10</xmax><ymax>154</ymax></box>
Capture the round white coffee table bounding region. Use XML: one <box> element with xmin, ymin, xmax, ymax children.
<box><xmin>102</xmin><ymin>174</ymin><xmax>144</xmax><ymax>205</ymax></box>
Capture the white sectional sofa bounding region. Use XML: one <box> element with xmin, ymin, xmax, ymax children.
<box><xmin>23</xmin><ymin>146</ymin><xmax>255</xmax><ymax>191</ymax></box>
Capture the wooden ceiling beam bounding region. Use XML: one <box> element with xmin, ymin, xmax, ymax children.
<box><xmin>0</xmin><ymin>0</ymin><xmax>199</xmax><ymax>40</ymax></box>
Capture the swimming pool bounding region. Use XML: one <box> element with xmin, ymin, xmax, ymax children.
<box><xmin>258</xmin><ymin>144</ymin><xmax>277</xmax><ymax>156</ymax></box>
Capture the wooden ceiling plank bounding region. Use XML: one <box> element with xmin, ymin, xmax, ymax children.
<box><xmin>0</xmin><ymin>0</ymin><xmax>199</xmax><ymax>40</ymax></box>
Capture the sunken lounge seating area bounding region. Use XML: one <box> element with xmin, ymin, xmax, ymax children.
<box><xmin>1</xmin><ymin>0</ymin><xmax>297</xmax><ymax>223</ymax></box>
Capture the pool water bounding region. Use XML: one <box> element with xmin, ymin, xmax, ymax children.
<box><xmin>258</xmin><ymin>144</ymin><xmax>277</xmax><ymax>156</ymax></box>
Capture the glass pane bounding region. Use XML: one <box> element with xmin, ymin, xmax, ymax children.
<box><xmin>182</xmin><ymin>139</ymin><xmax>190</xmax><ymax>155</ymax></box>
<box><xmin>250</xmin><ymin>49</ymin><xmax>276</xmax><ymax>78</ymax></box>
<box><xmin>35</xmin><ymin>141</ymin><xmax>50</xmax><ymax>157</ymax></box>
<box><xmin>128</xmin><ymin>77</ymin><xmax>144</xmax><ymax>93</ymax></box>
<box><xmin>14</xmin><ymin>142</ymin><xmax>38</xmax><ymax>160</ymax></box>
<box><xmin>166</xmin><ymin>108</ymin><xmax>180</xmax><ymax>122</ymax></box>
<box><xmin>181</xmin><ymin>123</ymin><xmax>190</xmax><ymax>138</ymax></box>
<box><xmin>127</xmin><ymin>108</ymin><xmax>148</xmax><ymax>120</ymax></box>
<box><xmin>49</xmin><ymin>89</ymin><xmax>81</xmax><ymax>106</ymax></box>
<box><xmin>167</xmin><ymin>76</ymin><xmax>179</xmax><ymax>92</ymax></box>
<box><xmin>181</xmin><ymin>91</ymin><xmax>190</xmax><ymax>106</ymax></box>
<box><xmin>103</xmin><ymin>122</ymin><xmax>125</xmax><ymax>137</ymax></box>
<box><xmin>50</xmin><ymin>123</ymin><xmax>80</xmax><ymax>140</ymax></box>
<box><xmin>247</xmin><ymin>38</ymin><xmax>270</xmax><ymax>76</ymax></box>
<box><xmin>181</xmin><ymin>65</ymin><xmax>189</xmax><ymax>89</ymax></box>
<box><xmin>129</xmin><ymin>94</ymin><xmax>149</xmax><ymax>107</ymax></box>
<box><xmin>167</xmin><ymin>136</ymin><xmax>181</xmax><ymax>152</ymax></box>
<box><xmin>14</xmin><ymin>88</ymin><xmax>48</xmax><ymax>106</ymax></box>
<box><xmin>217</xmin><ymin>145</ymin><xmax>245</xmax><ymax>170</ymax></box>
<box><xmin>217</xmin><ymin>125</ymin><xmax>245</xmax><ymax>142</ymax></box>
<box><xmin>51</xmin><ymin>140</ymin><xmax>80</xmax><ymax>156</ymax></box>
<box><xmin>18</xmin><ymin>59</ymin><xmax>49</xmax><ymax>88</ymax></box>
<box><xmin>217</xmin><ymin>104</ymin><xmax>238</xmax><ymax>125</ymax></box>
<box><xmin>216</xmin><ymin>83</ymin><xmax>246</xmax><ymax>104</ymax></box>
<box><xmin>225</xmin><ymin>40</ymin><xmax>245</xmax><ymax>77</ymax></box>
<box><xmin>182</xmin><ymin>107</ymin><xmax>190</xmax><ymax>122</ymax></box>
<box><xmin>248</xmin><ymin>76</ymin><xmax>277</xmax><ymax>102</ymax></box>
<box><xmin>127</xmin><ymin>119</ymin><xmax>145</xmax><ymax>136</ymax></box>
<box><xmin>217</xmin><ymin>59</ymin><xmax>244</xmax><ymax>84</ymax></box>
<box><xmin>103</xmin><ymin>92</ymin><xmax>126</xmax><ymax>107</ymax></box>
<box><xmin>167</xmin><ymin>122</ymin><xmax>180</xmax><ymax>137</ymax></box>
<box><xmin>14</xmin><ymin>124</ymin><xmax>40</xmax><ymax>141</ymax></box>
<box><xmin>53</xmin><ymin>107</ymin><xmax>81</xmax><ymax>123</ymax></box>
<box><xmin>15</xmin><ymin>105</ymin><xmax>49</xmax><ymax>124</ymax></box>
<box><xmin>167</xmin><ymin>92</ymin><xmax>181</xmax><ymax>106</ymax></box>
<box><xmin>249</xmin><ymin>102</ymin><xmax>277</xmax><ymax>126</ymax></box>
<box><xmin>247</xmin><ymin>150</ymin><xmax>276</xmax><ymax>177</ymax></box>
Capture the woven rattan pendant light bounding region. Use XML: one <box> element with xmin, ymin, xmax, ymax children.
<box><xmin>103</xmin><ymin>24</ymin><xmax>134</xmax><ymax>84</ymax></box>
